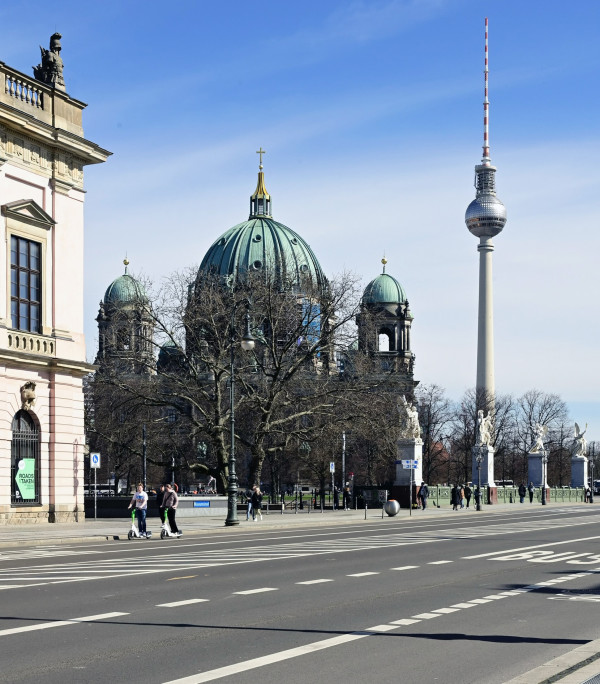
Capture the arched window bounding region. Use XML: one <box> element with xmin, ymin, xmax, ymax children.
<box><xmin>11</xmin><ymin>410</ymin><xmax>40</xmax><ymax>505</ymax></box>
<box><xmin>378</xmin><ymin>330</ymin><xmax>392</xmax><ymax>352</ymax></box>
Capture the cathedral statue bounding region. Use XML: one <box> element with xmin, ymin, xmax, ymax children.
<box><xmin>20</xmin><ymin>381</ymin><xmax>36</xmax><ymax>411</ymax></box>
<box><xmin>572</xmin><ymin>422</ymin><xmax>588</xmax><ymax>458</ymax></box>
<box><xmin>476</xmin><ymin>410</ymin><xmax>493</xmax><ymax>446</ymax></box>
<box><xmin>530</xmin><ymin>422</ymin><xmax>548</xmax><ymax>453</ymax></box>
<box><xmin>398</xmin><ymin>395</ymin><xmax>421</xmax><ymax>440</ymax></box>
<box><xmin>33</xmin><ymin>33</ymin><xmax>66</xmax><ymax>91</ymax></box>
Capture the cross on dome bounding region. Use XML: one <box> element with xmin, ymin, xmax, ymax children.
<box><xmin>256</xmin><ymin>147</ymin><xmax>266</xmax><ymax>170</ymax></box>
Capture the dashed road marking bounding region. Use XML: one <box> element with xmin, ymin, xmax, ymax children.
<box><xmin>157</xmin><ymin>599</ymin><xmax>209</xmax><ymax>608</ymax></box>
<box><xmin>0</xmin><ymin>612</ymin><xmax>128</xmax><ymax>638</ymax></box>
<box><xmin>234</xmin><ymin>588</ymin><xmax>278</xmax><ymax>595</ymax></box>
<box><xmin>347</xmin><ymin>572</ymin><xmax>379</xmax><ymax>577</ymax></box>
<box><xmin>296</xmin><ymin>579</ymin><xmax>333</xmax><ymax>585</ymax></box>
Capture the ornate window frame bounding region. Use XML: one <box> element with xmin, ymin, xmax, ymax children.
<box><xmin>2</xmin><ymin>199</ymin><xmax>55</xmax><ymax>336</ymax></box>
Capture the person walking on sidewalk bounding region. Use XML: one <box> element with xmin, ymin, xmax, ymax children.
<box><xmin>528</xmin><ymin>481</ymin><xmax>535</xmax><ymax>504</ymax></box>
<box><xmin>156</xmin><ymin>484</ymin><xmax>165</xmax><ymax>521</ymax></box>
<box><xmin>251</xmin><ymin>486</ymin><xmax>263</xmax><ymax>521</ymax></box>
<box><xmin>128</xmin><ymin>483</ymin><xmax>148</xmax><ymax>537</ymax></box>
<box><xmin>464</xmin><ymin>484</ymin><xmax>472</xmax><ymax>509</ymax></box>
<box><xmin>162</xmin><ymin>483</ymin><xmax>181</xmax><ymax>536</ymax></box>
<box><xmin>518</xmin><ymin>482</ymin><xmax>527</xmax><ymax>504</ymax></box>
<box><xmin>419</xmin><ymin>482</ymin><xmax>429</xmax><ymax>510</ymax></box>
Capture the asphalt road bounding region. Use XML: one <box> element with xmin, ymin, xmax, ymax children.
<box><xmin>1</xmin><ymin>506</ymin><xmax>599</xmax><ymax>684</ymax></box>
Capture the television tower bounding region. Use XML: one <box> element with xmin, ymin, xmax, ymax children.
<box><xmin>465</xmin><ymin>17</ymin><xmax>507</xmax><ymax>400</ymax></box>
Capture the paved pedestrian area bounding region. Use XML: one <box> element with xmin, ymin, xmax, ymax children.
<box><xmin>0</xmin><ymin>501</ymin><xmax>593</xmax><ymax>548</ymax></box>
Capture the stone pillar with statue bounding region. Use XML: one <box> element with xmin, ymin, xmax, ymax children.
<box><xmin>571</xmin><ymin>422</ymin><xmax>588</xmax><ymax>488</ymax></box>
<box><xmin>472</xmin><ymin>410</ymin><xmax>496</xmax><ymax>503</ymax></box>
<box><xmin>527</xmin><ymin>422</ymin><xmax>549</xmax><ymax>502</ymax></box>
<box><xmin>392</xmin><ymin>396</ymin><xmax>423</xmax><ymax>508</ymax></box>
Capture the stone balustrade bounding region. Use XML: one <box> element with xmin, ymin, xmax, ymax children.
<box><xmin>7</xmin><ymin>331</ymin><xmax>55</xmax><ymax>356</ymax></box>
<box><xmin>4</xmin><ymin>71</ymin><xmax>44</xmax><ymax>109</ymax></box>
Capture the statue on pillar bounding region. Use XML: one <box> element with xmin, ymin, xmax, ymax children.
<box><xmin>33</xmin><ymin>33</ymin><xmax>66</xmax><ymax>91</ymax></box>
<box><xmin>398</xmin><ymin>395</ymin><xmax>421</xmax><ymax>440</ymax></box>
<box><xmin>530</xmin><ymin>422</ymin><xmax>548</xmax><ymax>453</ymax></box>
<box><xmin>572</xmin><ymin>423</ymin><xmax>588</xmax><ymax>458</ymax></box>
<box><xmin>476</xmin><ymin>410</ymin><xmax>493</xmax><ymax>446</ymax></box>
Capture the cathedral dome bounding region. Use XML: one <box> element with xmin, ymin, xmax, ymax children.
<box><xmin>198</xmin><ymin>164</ymin><xmax>326</xmax><ymax>291</ymax></box>
<box><xmin>362</xmin><ymin>261</ymin><xmax>406</xmax><ymax>305</ymax></box>
<box><xmin>104</xmin><ymin>260</ymin><xmax>147</xmax><ymax>306</ymax></box>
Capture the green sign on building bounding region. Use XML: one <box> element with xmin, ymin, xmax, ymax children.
<box><xmin>15</xmin><ymin>458</ymin><xmax>36</xmax><ymax>500</ymax></box>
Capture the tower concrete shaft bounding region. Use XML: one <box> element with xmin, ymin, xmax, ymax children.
<box><xmin>476</xmin><ymin>237</ymin><xmax>495</xmax><ymax>396</ymax></box>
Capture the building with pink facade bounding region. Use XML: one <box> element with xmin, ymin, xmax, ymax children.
<box><xmin>0</xmin><ymin>34</ymin><xmax>110</xmax><ymax>523</ymax></box>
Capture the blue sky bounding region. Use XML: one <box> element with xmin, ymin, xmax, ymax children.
<box><xmin>2</xmin><ymin>0</ymin><xmax>599</xmax><ymax>440</ymax></box>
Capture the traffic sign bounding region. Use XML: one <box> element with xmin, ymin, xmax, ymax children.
<box><xmin>90</xmin><ymin>452</ymin><xmax>101</xmax><ymax>469</ymax></box>
<box><xmin>330</xmin><ymin>461</ymin><xmax>335</xmax><ymax>473</ymax></box>
<box><xmin>402</xmin><ymin>459</ymin><xmax>419</xmax><ymax>470</ymax></box>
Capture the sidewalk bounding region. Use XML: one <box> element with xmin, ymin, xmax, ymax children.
<box><xmin>0</xmin><ymin>501</ymin><xmax>588</xmax><ymax>549</ymax></box>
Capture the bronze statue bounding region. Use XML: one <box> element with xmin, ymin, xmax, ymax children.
<box><xmin>33</xmin><ymin>33</ymin><xmax>65</xmax><ymax>91</ymax></box>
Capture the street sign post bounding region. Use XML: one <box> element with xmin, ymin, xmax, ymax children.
<box><xmin>90</xmin><ymin>453</ymin><xmax>101</xmax><ymax>520</ymax></box>
<box><xmin>401</xmin><ymin>459</ymin><xmax>419</xmax><ymax>516</ymax></box>
<box><xmin>330</xmin><ymin>462</ymin><xmax>335</xmax><ymax>503</ymax></box>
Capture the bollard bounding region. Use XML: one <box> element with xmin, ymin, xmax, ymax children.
<box><xmin>364</xmin><ymin>502</ymin><xmax>367</xmax><ymax>520</ymax></box>
<box><xmin>281</xmin><ymin>501</ymin><xmax>284</xmax><ymax>515</ymax></box>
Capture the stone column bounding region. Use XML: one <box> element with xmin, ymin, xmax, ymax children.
<box><xmin>571</xmin><ymin>456</ymin><xmax>588</xmax><ymax>488</ymax></box>
<box><xmin>528</xmin><ymin>451</ymin><xmax>548</xmax><ymax>487</ymax></box>
<box><xmin>472</xmin><ymin>445</ymin><xmax>495</xmax><ymax>487</ymax></box>
<box><xmin>395</xmin><ymin>438</ymin><xmax>423</xmax><ymax>486</ymax></box>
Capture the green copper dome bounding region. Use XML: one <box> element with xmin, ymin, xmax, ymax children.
<box><xmin>198</xmin><ymin>169</ymin><xmax>326</xmax><ymax>291</ymax></box>
<box><xmin>362</xmin><ymin>267</ymin><xmax>407</xmax><ymax>305</ymax></box>
<box><xmin>104</xmin><ymin>260</ymin><xmax>147</xmax><ymax>306</ymax></box>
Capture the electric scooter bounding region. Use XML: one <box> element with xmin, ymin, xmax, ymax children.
<box><xmin>127</xmin><ymin>509</ymin><xmax>151</xmax><ymax>539</ymax></box>
<box><xmin>160</xmin><ymin>509</ymin><xmax>182</xmax><ymax>539</ymax></box>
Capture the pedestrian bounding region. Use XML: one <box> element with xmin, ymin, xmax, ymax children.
<box><xmin>451</xmin><ymin>485</ymin><xmax>458</xmax><ymax>511</ymax></box>
<box><xmin>162</xmin><ymin>483</ymin><xmax>181</xmax><ymax>536</ymax></box>
<box><xmin>460</xmin><ymin>485</ymin><xmax>465</xmax><ymax>509</ymax></box>
<box><xmin>464</xmin><ymin>484</ymin><xmax>472</xmax><ymax>509</ymax></box>
<box><xmin>333</xmin><ymin>486</ymin><xmax>339</xmax><ymax>510</ymax></box>
<box><xmin>343</xmin><ymin>486</ymin><xmax>350</xmax><ymax>510</ymax></box>
<box><xmin>528</xmin><ymin>481</ymin><xmax>535</xmax><ymax>504</ymax></box>
<box><xmin>251</xmin><ymin>486</ymin><xmax>263</xmax><ymax>521</ymax></box>
<box><xmin>419</xmin><ymin>482</ymin><xmax>429</xmax><ymax>510</ymax></box>
<box><xmin>157</xmin><ymin>484</ymin><xmax>165</xmax><ymax>520</ymax></box>
<box><xmin>585</xmin><ymin>487</ymin><xmax>591</xmax><ymax>503</ymax></box>
<box><xmin>246</xmin><ymin>487</ymin><xmax>254</xmax><ymax>520</ymax></box>
<box><xmin>518</xmin><ymin>482</ymin><xmax>527</xmax><ymax>504</ymax></box>
<box><xmin>128</xmin><ymin>483</ymin><xmax>148</xmax><ymax>537</ymax></box>
<box><xmin>474</xmin><ymin>486</ymin><xmax>482</xmax><ymax>509</ymax></box>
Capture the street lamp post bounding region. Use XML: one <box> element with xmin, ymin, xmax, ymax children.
<box><xmin>142</xmin><ymin>424</ymin><xmax>147</xmax><ymax>491</ymax></box>
<box><xmin>225</xmin><ymin>302</ymin><xmax>255</xmax><ymax>527</ymax></box>
<box><xmin>541</xmin><ymin>450</ymin><xmax>548</xmax><ymax>505</ymax></box>
<box><xmin>476</xmin><ymin>453</ymin><xmax>483</xmax><ymax>511</ymax></box>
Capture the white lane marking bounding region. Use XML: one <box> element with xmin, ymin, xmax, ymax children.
<box><xmin>234</xmin><ymin>588</ymin><xmax>278</xmax><ymax>595</ymax></box>
<box><xmin>451</xmin><ymin>603</ymin><xmax>476</xmax><ymax>609</ymax></box>
<box><xmin>390</xmin><ymin>618</ymin><xmax>421</xmax><ymax>625</ymax></box>
<box><xmin>162</xmin><ymin>633</ymin><xmax>368</xmax><ymax>684</ymax></box>
<box><xmin>468</xmin><ymin>598</ymin><xmax>492</xmax><ymax>604</ymax></box>
<box><xmin>391</xmin><ymin>566</ymin><xmax>418</xmax><ymax>571</ymax></box>
<box><xmin>366</xmin><ymin>624</ymin><xmax>397</xmax><ymax>632</ymax></box>
<box><xmin>157</xmin><ymin>599</ymin><xmax>209</xmax><ymax>608</ymax></box>
<box><xmin>347</xmin><ymin>572</ymin><xmax>379</xmax><ymax>577</ymax></box>
<box><xmin>296</xmin><ymin>579</ymin><xmax>333</xmax><ymax>585</ymax></box>
<box><xmin>482</xmin><ymin>594</ymin><xmax>507</xmax><ymax>600</ymax></box>
<box><xmin>433</xmin><ymin>607</ymin><xmax>460</xmax><ymax>614</ymax></box>
<box><xmin>0</xmin><ymin>612</ymin><xmax>128</xmax><ymax>637</ymax></box>
<box><xmin>428</xmin><ymin>560</ymin><xmax>453</xmax><ymax>565</ymax></box>
<box><xmin>500</xmin><ymin>591</ymin><xmax>521</xmax><ymax>596</ymax></box>
<box><xmin>548</xmin><ymin>593</ymin><xmax>600</xmax><ymax>602</ymax></box>
<box><xmin>412</xmin><ymin>612</ymin><xmax>441</xmax><ymax>620</ymax></box>
<box><xmin>463</xmin><ymin>534</ymin><xmax>600</xmax><ymax>559</ymax></box>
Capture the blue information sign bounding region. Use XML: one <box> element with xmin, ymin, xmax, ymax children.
<box><xmin>193</xmin><ymin>501</ymin><xmax>210</xmax><ymax>508</ymax></box>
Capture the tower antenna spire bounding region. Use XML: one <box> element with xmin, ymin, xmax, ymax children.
<box><xmin>482</xmin><ymin>17</ymin><xmax>490</xmax><ymax>164</ymax></box>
